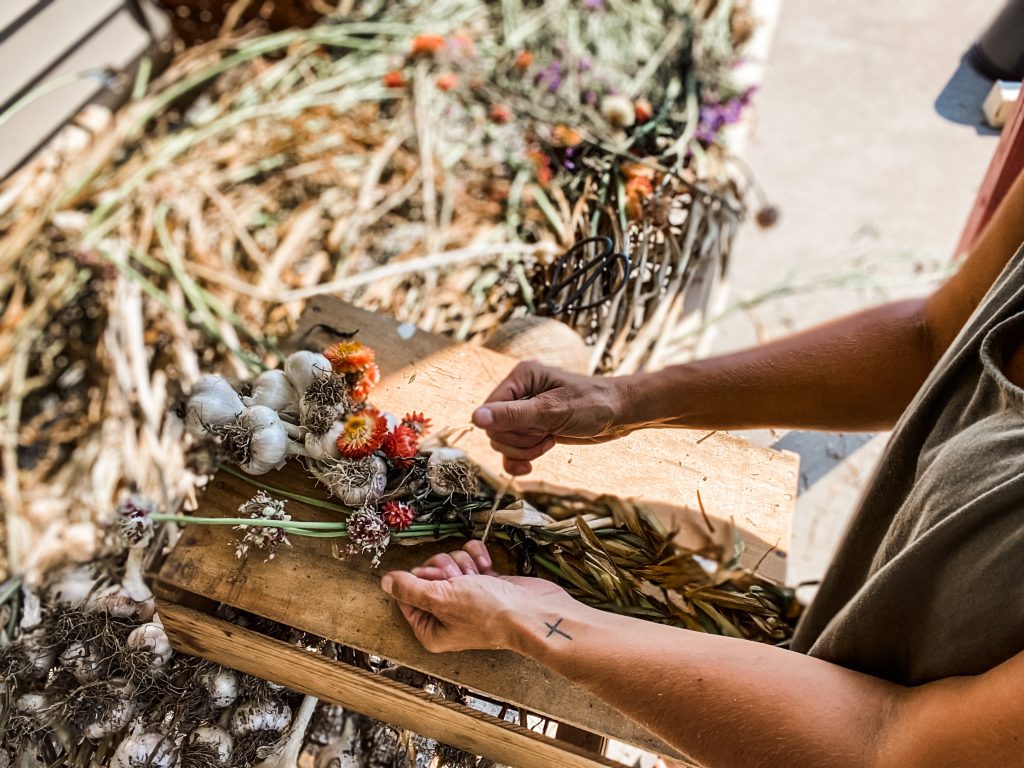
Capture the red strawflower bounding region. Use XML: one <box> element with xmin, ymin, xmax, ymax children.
<box><xmin>349</xmin><ymin>363</ymin><xmax>380</xmax><ymax>403</ymax></box>
<box><xmin>382</xmin><ymin>424</ymin><xmax>419</xmax><ymax>468</ymax></box>
<box><xmin>380</xmin><ymin>500</ymin><xmax>416</xmax><ymax>532</ymax></box>
<box><xmin>324</xmin><ymin>341</ymin><xmax>376</xmax><ymax>374</ymax></box>
<box><xmin>514</xmin><ymin>50</ymin><xmax>533</xmax><ymax>70</ymax></box>
<box><xmin>383</xmin><ymin>70</ymin><xmax>407</xmax><ymax>88</ymax></box>
<box><xmin>401</xmin><ymin>411</ymin><xmax>432</xmax><ymax>436</ymax></box>
<box><xmin>436</xmin><ymin>72</ymin><xmax>459</xmax><ymax>91</ymax></box>
<box><xmin>410</xmin><ymin>35</ymin><xmax>445</xmax><ymax>56</ymax></box>
<box><xmin>489</xmin><ymin>103</ymin><xmax>512</xmax><ymax>124</ymax></box>
<box><xmin>634</xmin><ymin>99</ymin><xmax>654</xmax><ymax>123</ymax></box>
<box><xmin>336</xmin><ymin>408</ymin><xmax>387</xmax><ymax>459</ymax></box>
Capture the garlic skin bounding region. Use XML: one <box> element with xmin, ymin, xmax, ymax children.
<box><xmin>188</xmin><ymin>726</ymin><xmax>233</xmax><ymax>765</ymax></box>
<box><xmin>230</xmin><ymin>700</ymin><xmax>293</xmax><ymax>737</ymax></box>
<box><xmin>16</xmin><ymin>693</ymin><xmax>48</xmax><ymax>715</ymax></box>
<box><xmin>238</xmin><ymin>406</ymin><xmax>292</xmax><ymax>475</ymax></box>
<box><xmin>316</xmin><ymin>716</ymin><xmax>361</xmax><ymax>768</ymax></box>
<box><xmin>59</xmin><ymin>641</ymin><xmax>101</xmax><ymax>683</ymax></box>
<box><xmin>127</xmin><ymin>623</ymin><xmax>173</xmax><ymax>667</ymax></box>
<box><xmin>110</xmin><ymin>732</ymin><xmax>177</xmax><ymax>768</ymax></box>
<box><xmin>284</xmin><ymin>351</ymin><xmax>333</xmax><ymax>392</ymax></box>
<box><xmin>304</xmin><ymin>422</ymin><xmax>344</xmax><ymax>462</ymax></box>
<box><xmin>185</xmin><ymin>375</ymin><xmax>245</xmax><ymax>438</ymax></box>
<box><xmin>601</xmin><ymin>94</ymin><xmax>636</xmax><ymax>128</ymax></box>
<box><xmin>201</xmin><ymin>668</ymin><xmax>239</xmax><ymax>709</ymax></box>
<box><xmin>46</xmin><ymin>565</ymin><xmax>100</xmax><ymax>606</ymax></box>
<box><xmin>242</xmin><ymin>369</ymin><xmax>298</xmax><ymax>413</ymax></box>
<box><xmin>82</xmin><ymin>680</ymin><xmax>136</xmax><ymax>739</ymax></box>
<box><xmin>255</xmin><ymin>694</ymin><xmax>318</xmax><ymax>768</ymax></box>
<box><xmin>88</xmin><ymin>584</ymin><xmax>156</xmax><ymax>622</ymax></box>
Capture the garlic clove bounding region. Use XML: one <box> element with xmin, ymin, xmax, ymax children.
<box><xmin>242</xmin><ymin>369</ymin><xmax>298</xmax><ymax>413</ymax></box>
<box><xmin>284</xmin><ymin>351</ymin><xmax>333</xmax><ymax>393</ymax></box>
<box><xmin>238</xmin><ymin>406</ymin><xmax>290</xmax><ymax>475</ymax></box>
<box><xmin>127</xmin><ymin>622</ymin><xmax>173</xmax><ymax>667</ymax></box>
<box><xmin>185</xmin><ymin>376</ymin><xmax>245</xmax><ymax>439</ymax></box>
<box><xmin>305</xmin><ymin>422</ymin><xmax>344</xmax><ymax>462</ymax></box>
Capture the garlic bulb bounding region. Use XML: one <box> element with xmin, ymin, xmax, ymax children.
<box><xmin>59</xmin><ymin>642</ymin><xmax>101</xmax><ymax>683</ymax></box>
<box><xmin>284</xmin><ymin>351</ymin><xmax>333</xmax><ymax>392</ymax></box>
<box><xmin>230</xmin><ymin>700</ymin><xmax>293</xmax><ymax>737</ymax></box>
<box><xmin>238</xmin><ymin>406</ymin><xmax>298</xmax><ymax>475</ymax></box>
<box><xmin>47</xmin><ymin>565</ymin><xmax>100</xmax><ymax>606</ymax></box>
<box><xmin>110</xmin><ymin>732</ymin><xmax>177</xmax><ymax>768</ymax></box>
<box><xmin>187</xmin><ymin>726</ymin><xmax>233</xmax><ymax>765</ymax></box>
<box><xmin>127</xmin><ymin>623</ymin><xmax>173</xmax><ymax>667</ymax></box>
<box><xmin>83</xmin><ymin>680</ymin><xmax>136</xmax><ymax>739</ymax></box>
<box><xmin>309</xmin><ymin>455</ymin><xmax>387</xmax><ymax>507</ymax></box>
<box><xmin>88</xmin><ymin>584</ymin><xmax>156</xmax><ymax>622</ymax></box>
<box><xmin>426</xmin><ymin>448</ymin><xmax>479</xmax><ymax>496</ymax></box>
<box><xmin>255</xmin><ymin>694</ymin><xmax>318</xmax><ymax>768</ymax></box>
<box><xmin>305</xmin><ymin>422</ymin><xmax>344</xmax><ymax>462</ymax></box>
<box><xmin>201</xmin><ymin>668</ymin><xmax>239</xmax><ymax>709</ymax></box>
<box><xmin>601</xmin><ymin>94</ymin><xmax>636</xmax><ymax>128</ymax></box>
<box><xmin>16</xmin><ymin>693</ymin><xmax>48</xmax><ymax>715</ymax></box>
<box><xmin>242</xmin><ymin>369</ymin><xmax>298</xmax><ymax>413</ymax></box>
<box><xmin>185</xmin><ymin>375</ymin><xmax>245</xmax><ymax>438</ymax></box>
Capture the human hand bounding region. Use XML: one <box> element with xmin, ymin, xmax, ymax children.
<box><xmin>381</xmin><ymin>541</ymin><xmax>574</xmax><ymax>654</ymax></box>
<box><xmin>471</xmin><ymin>361</ymin><xmax>636</xmax><ymax>475</ymax></box>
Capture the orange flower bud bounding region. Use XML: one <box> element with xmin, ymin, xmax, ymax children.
<box><xmin>410</xmin><ymin>35</ymin><xmax>445</xmax><ymax>56</ymax></box>
<box><xmin>436</xmin><ymin>72</ymin><xmax>459</xmax><ymax>91</ymax></box>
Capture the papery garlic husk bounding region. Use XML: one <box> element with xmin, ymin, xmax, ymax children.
<box><xmin>309</xmin><ymin>455</ymin><xmax>387</xmax><ymax>507</ymax></box>
<box><xmin>470</xmin><ymin>499</ymin><xmax>554</xmax><ymax>528</ymax></box>
<box><xmin>16</xmin><ymin>693</ymin><xmax>48</xmax><ymax>715</ymax></box>
<box><xmin>200</xmin><ymin>668</ymin><xmax>239</xmax><ymax>709</ymax></box>
<box><xmin>110</xmin><ymin>732</ymin><xmax>177</xmax><ymax>768</ymax></box>
<box><xmin>230</xmin><ymin>700</ymin><xmax>293</xmax><ymax>737</ymax></box>
<box><xmin>187</xmin><ymin>726</ymin><xmax>233</xmax><ymax>765</ymax></box>
<box><xmin>59</xmin><ymin>641</ymin><xmax>101</xmax><ymax>683</ymax></box>
<box><xmin>127</xmin><ymin>623</ymin><xmax>173</xmax><ymax>667</ymax></box>
<box><xmin>242</xmin><ymin>369</ymin><xmax>298</xmax><ymax>413</ymax></box>
<box><xmin>285</xmin><ymin>351</ymin><xmax>333</xmax><ymax>392</ymax></box>
<box><xmin>426</xmin><ymin>448</ymin><xmax>479</xmax><ymax>496</ymax></box>
<box><xmin>304</xmin><ymin>421</ymin><xmax>344</xmax><ymax>462</ymax></box>
<box><xmin>83</xmin><ymin>680</ymin><xmax>136</xmax><ymax>739</ymax></box>
<box><xmin>88</xmin><ymin>584</ymin><xmax>156</xmax><ymax>622</ymax></box>
<box><xmin>237</xmin><ymin>405</ymin><xmax>300</xmax><ymax>475</ymax></box>
<box><xmin>185</xmin><ymin>375</ymin><xmax>245</xmax><ymax>438</ymax></box>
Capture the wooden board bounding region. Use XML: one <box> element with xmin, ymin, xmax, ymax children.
<box><xmin>156</xmin><ymin>600</ymin><xmax>619</xmax><ymax>768</ymax></box>
<box><xmin>158</xmin><ymin>296</ymin><xmax>798</xmax><ymax>759</ymax></box>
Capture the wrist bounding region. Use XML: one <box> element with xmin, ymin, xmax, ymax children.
<box><xmin>620</xmin><ymin>365</ymin><xmax>701</xmax><ymax>430</ymax></box>
<box><xmin>500</xmin><ymin>597</ymin><xmax>596</xmax><ymax>660</ymax></box>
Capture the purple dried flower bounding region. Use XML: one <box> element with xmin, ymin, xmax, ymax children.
<box><xmin>345</xmin><ymin>508</ymin><xmax>391</xmax><ymax>567</ymax></box>
<box><xmin>234</xmin><ymin>491</ymin><xmax>291</xmax><ymax>560</ymax></box>
<box><xmin>578</xmin><ymin>57</ymin><xmax>593</xmax><ymax>72</ymax></box>
<box><xmin>583</xmin><ymin>0</ymin><xmax>605</xmax><ymax>9</ymax></box>
<box><xmin>536</xmin><ymin>61</ymin><xmax>563</xmax><ymax>92</ymax></box>
<box><xmin>116</xmin><ymin>494</ymin><xmax>157</xmax><ymax>546</ymax></box>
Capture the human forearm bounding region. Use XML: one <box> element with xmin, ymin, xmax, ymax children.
<box><xmin>622</xmin><ymin>297</ymin><xmax>933</xmax><ymax>432</ymax></box>
<box><xmin>510</xmin><ymin>600</ymin><xmax>900</xmax><ymax>768</ymax></box>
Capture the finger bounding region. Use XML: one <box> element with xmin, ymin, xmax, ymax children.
<box><xmin>503</xmin><ymin>457</ymin><xmax>533</xmax><ymax>476</ymax></box>
<box><xmin>449</xmin><ymin>550</ymin><xmax>478</xmax><ymax>575</ymax></box>
<box><xmin>490</xmin><ymin>436</ymin><xmax>555</xmax><ymax>461</ymax></box>
<box><xmin>480</xmin><ymin>361</ymin><xmax>542</xmax><ymax>406</ymax></box>
<box><xmin>419</xmin><ymin>553</ymin><xmax>463</xmax><ymax>579</ymax></box>
<box><xmin>463</xmin><ymin>540</ymin><xmax>498</xmax><ymax>574</ymax></box>
<box><xmin>381</xmin><ymin>571</ymin><xmax>442</xmax><ymax>611</ymax></box>
<box><xmin>487</xmin><ymin>431</ymin><xmax>552</xmax><ymax>449</ymax></box>
<box><xmin>410</xmin><ymin>566</ymin><xmax>449</xmax><ymax>581</ymax></box>
<box><xmin>475</xmin><ymin>398</ymin><xmax>548</xmax><ymax>433</ymax></box>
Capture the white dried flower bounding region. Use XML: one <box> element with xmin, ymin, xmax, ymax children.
<box><xmin>185</xmin><ymin>375</ymin><xmax>245</xmax><ymax>438</ymax></box>
<box><xmin>234</xmin><ymin>492</ymin><xmax>291</xmax><ymax>560</ymax></box>
<box><xmin>601</xmin><ymin>94</ymin><xmax>635</xmax><ymax>128</ymax></box>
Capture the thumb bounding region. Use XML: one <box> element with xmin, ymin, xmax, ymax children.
<box><xmin>473</xmin><ymin>398</ymin><xmax>547</xmax><ymax>433</ymax></box>
<box><xmin>381</xmin><ymin>571</ymin><xmax>441</xmax><ymax>612</ymax></box>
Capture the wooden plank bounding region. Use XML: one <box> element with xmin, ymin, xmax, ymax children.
<box><xmin>0</xmin><ymin>0</ymin><xmax>44</xmax><ymax>34</ymax></box>
<box><xmin>158</xmin><ymin>467</ymin><xmax>687</xmax><ymax>759</ymax></box>
<box><xmin>157</xmin><ymin>600</ymin><xmax>620</xmax><ymax>768</ymax></box>
<box><xmin>294</xmin><ymin>295</ymin><xmax>797</xmax><ymax>577</ymax></box>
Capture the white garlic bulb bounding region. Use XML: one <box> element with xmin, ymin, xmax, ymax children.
<box><xmin>16</xmin><ymin>693</ymin><xmax>48</xmax><ymax>715</ymax></box>
<box><xmin>426</xmin><ymin>448</ymin><xmax>478</xmax><ymax>496</ymax></box>
<box><xmin>230</xmin><ymin>700</ymin><xmax>293</xmax><ymax>737</ymax></box>
<box><xmin>284</xmin><ymin>351</ymin><xmax>333</xmax><ymax>392</ymax></box>
<box><xmin>188</xmin><ymin>726</ymin><xmax>233</xmax><ymax>764</ymax></box>
<box><xmin>309</xmin><ymin>455</ymin><xmax>388</xmax><ymax>507</ymax></box>
<box><xmin>59</xmin><ymin>641</ymin><xmax>100</xmax><ymax>683</ymax></box>
<box><xmin>238</xmin><ymin>406</ymin><xmax>291</xmax><ymax>475</ymax></box>
<box><xmin>127</xmin><ymin>623</ymin><xmax>173</xmax><ymax>667</ymax></box>
<box><xmin>201</xmin><ymin>668</ymin><xmax>239</xmax><ymax>709</ymax></box>
<box><xmin>242</xmin><ymin>369</ymin><xmax>299</xmax><ymax>413</ymax></box>
<box><xmin>304</xmin><ymin>422</ymin><xmax>344</xmax><ymax>462</ymax></box>
<box><xmin>88</xmin><ymin>584</ymin><xmax>156</xmax><ymax>622</ymax></box>
<box><xmin>185</xmin><ymin>375</ymin><xmax>245</xmax><ymax>438</ymax></box>
<box><xmin>110</xmin><ymin>732</ymin><xmax>177</xmax><ymax>768</ymax></box>
<box><xmin>83</xmin><ymin>680</ymin><xmax>136</xmax><ymax>739</ymax></box>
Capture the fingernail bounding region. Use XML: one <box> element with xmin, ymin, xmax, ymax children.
<box><xmin>473</xmin><ymin>407</ymin><xmax>493</xmax><ymax>427</ymax></box>
<box><xmin>381</xmin><ymin>575</ymin><xmax>394</xmax><ymax>594</ymax></box>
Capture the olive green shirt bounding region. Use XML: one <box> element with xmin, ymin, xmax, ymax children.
<box><xmin>791</xmin><ymin>245</ymin><xmax>1024</xmax><ymax>684</ymax></box>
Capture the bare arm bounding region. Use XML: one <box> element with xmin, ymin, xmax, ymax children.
<box><xmin>474</xmin><ymin>170</ymin><xmax>1024</xmax><ymax>472</ymax></box>
<box><xmin>383</xmin><ymin>544</ymin><xmax>1024</xmax><ymax>768</ymax></box>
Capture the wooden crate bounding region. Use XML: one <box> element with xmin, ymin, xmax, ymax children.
<box><xmin>155</xmin><ymin>296</ymin><xmax>799</xmax><ymax>766</ymax></box>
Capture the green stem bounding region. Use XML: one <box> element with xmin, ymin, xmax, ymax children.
<box><xmin>220</xmin><ymin>465</ymin><xmax>354</xmax><ymax>514</ymax></box>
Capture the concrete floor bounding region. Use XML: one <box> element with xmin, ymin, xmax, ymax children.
<box><xmin>709</xmin><ymin>0</ymin><xmax>1006</xmax><ymax>589</ymax></box>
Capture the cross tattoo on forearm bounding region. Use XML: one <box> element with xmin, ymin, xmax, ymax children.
<box><xmin>544</xmin><ymin>618</ymin><xmax>572</xmax><ymax>640</ymax></box>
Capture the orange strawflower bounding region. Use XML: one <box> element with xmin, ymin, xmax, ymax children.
<box><xmin>551</xmin><ymin>124</ymin><xmax>583</xmax><ymax>148</ymax></box>
<box><xmin>436</xmin><ymin>72</ymin><xmax>459</xmax><ymax>91</ymax></box>
<box><xmin>349</xmin><ymin>363</ymin><xmax>380</xmax><ymax>403</ymax></box>
<box><xmin>514</xmin><ymin>50</ymin><xmax>533</xmax><ymax>70</ymax></box>
<box><xmin>527</xmin><ymin>149</ymin><xmax>553</xmax><ymax>186</ymax></box>
<box><xmin>401</xmin><ymin>411</ymin><xmax>432</xmax><ymax>436</ymax></box>
<box><xmin>383</xmin><ymin>70</ymin><xmax>407</xmax><ymax>88</ymax></box>
<box><xmin>489</xmin><ymin>103</ymin><xmax>512</xmax><ymax>124</ymax></box>
<box><xmin>410</xmin><ymin>35</ymin><xmax>445</xmax><ymax>56</ymax></box>
<box><xmin>634</xmin><ymin>99</ymin><xmax>654</xmax><ymax>123</ymax></box>
<box><xmin>336</xmin><ymin>408</ymin><xmax>388</xmax><ymax>459</ymax></box>
<box><xmin>625</xmin><ymin>175</ymin><xmax>655</xmax><ymax>219</ymax></box>
<box><xmin>324</xmin><ymin>341</ymin><xmax>376</xmax><ymax>374</ymax></box>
